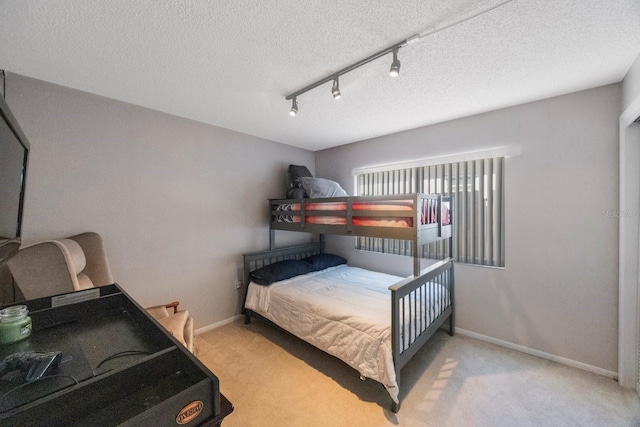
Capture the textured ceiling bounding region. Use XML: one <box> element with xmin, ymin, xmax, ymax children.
<box><xmin>1</xmin><ymin>0</ymin><xmax>639</xmax><ymax>151</ymax></box>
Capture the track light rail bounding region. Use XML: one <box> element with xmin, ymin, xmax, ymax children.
<box><xmin>284</xmin><ymin>0</ymin><xmax>515</xmax><ymax>115</ymax></box>
<box><xmin>285</xmin><ymin>38</ymin><xmax>412</xmax><ymax>102</ymax></box>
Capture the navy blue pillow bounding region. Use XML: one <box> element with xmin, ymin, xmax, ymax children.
<box><xmin>303</xmin><ymin>253</ymin><xmax>347</xmax><ymax>271</ymax></box>
<box><xmin>249</xmin><ymin>259</ymin><xmax>315</xmax><ymax>285</ymax></box>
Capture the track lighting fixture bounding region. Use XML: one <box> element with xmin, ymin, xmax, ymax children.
<box><xmin>285</xmin><ymin>40</ymin><xmax>403</xmax><ymax>116</ymax></box>
<box><xmin>389</xmin><ymin>48</ymin><xmax>400</xmax><ymax>77</ymax></box>
<box><xmin>284</xmin><ymin>0</ymin><xmax>515</xmax><ymax>115</ymax></box>
<box><xmin>332</xmin><ymin>78</ymin><xmax>341</xmax><ymax>100</ymax></box>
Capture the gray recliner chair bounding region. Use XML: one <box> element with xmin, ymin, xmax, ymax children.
<box><xmin>6</xmin><ymin>232</ymin><xmax>195</xmax><ymax>353</ymax></box>
<box><xmin>7</xmin><ymin>232</ymin><xmax>113</xmax><ymax>299</ymax></box>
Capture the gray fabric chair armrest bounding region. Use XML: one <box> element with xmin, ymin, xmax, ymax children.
<box><xmin>69</xmin><ymin>232</ymin><xmax>114</xmax><ymax>286</ymax></box>
<box><xmin>7</xmin><ymin>241</ymin><xmax>77</xmax><ymax>300</ymax></box>
<box><xmin>146</xmin><ymin>302</ymin><xmax>196</xmax><ymax>354</ymax></box>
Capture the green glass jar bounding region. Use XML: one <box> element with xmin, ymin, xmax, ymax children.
<box><xmin>0</xmin><ymin>305</ymin><xmax>32</xmax><ymax>344</ymax></box>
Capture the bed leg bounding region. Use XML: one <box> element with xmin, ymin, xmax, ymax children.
<box><xmin>391</xmin><ymin>401</ymin><xmax>400</xmax><ymax>413</ymax></box>
<box><xmin>448</xmin><ymin>312</ymin><xmax>455</xmax><ymax>336</ymax></box>
<box><xmin>244</xmin><ymin>312</ymin><xmax>252</xmax><ymax>325</ymax></box>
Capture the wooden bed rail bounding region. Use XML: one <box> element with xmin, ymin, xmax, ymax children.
<box><xmin>268</xmin><ymin>194</ymin><xmax>452</xmax><ymax>249</ymax></box>
<box><xmin>390</xmin><ymin>257</ymin><xmax>454</xmax><ymax>410</ymax></box>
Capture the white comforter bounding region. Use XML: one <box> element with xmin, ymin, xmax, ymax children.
<box><xmin>244</xmin><ymin>264</ymin><xmax>404</xmax><ymax>403</ymax></box>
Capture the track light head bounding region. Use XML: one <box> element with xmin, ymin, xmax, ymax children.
<box><xmin>289</xmin><ymin>98</ymin><xmax>298</xmax><ymax>116</ymax></box>
<box><xmin>332</xmin><ymin>78</ymin><xmax>341</xmax><ymax>100</ymax></box>
<box><xmin>389</xmin><ymin>48</ymin><xmax>401</xmax><ymax>77</ymax></box>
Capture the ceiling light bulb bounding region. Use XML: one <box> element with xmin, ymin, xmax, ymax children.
<box><xmin>332</xmin><ymin>78</ymin><xmax>341</xmax><ymax>100</ymax></box>
<box><xmin>389</xmin><ymin>48</ymin><xmax>400</xmax><ymax>77</ymax></box>
<box><xmin>289</xmin><ymin>98</ymin><xmax>298</xmax><ymax>116</ymax></box>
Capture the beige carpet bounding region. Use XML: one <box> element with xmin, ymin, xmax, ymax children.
<box><xmin>196</xmin><ymin>320</ymin><xmax>640</xmax><ymax>427</ymax></box>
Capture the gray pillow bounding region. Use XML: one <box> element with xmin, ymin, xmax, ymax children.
<box><xmin>299</xmin><ymin>177</ymin><xmax>348</xmax><ymax>198</ymax></box>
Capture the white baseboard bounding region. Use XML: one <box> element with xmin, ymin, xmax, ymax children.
<box><xmin>455</xmin><ymin>328</ymin><xmax>618</xmax><ymax>380</ymax></box>
<box><xmin>195</xmin><ymin>314</ymin><xmax>243</xmax><ymax>335</ymax></box>
<box><xmin>194</xmin><ymin>319</ymin><xmax>618</xmax><ymax>380</ymax></box>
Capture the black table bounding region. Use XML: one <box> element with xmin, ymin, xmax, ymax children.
<box><xmin>0</xmin><ymin>284</ymin><xmax>233</xmax><ymax>426</ymax></box>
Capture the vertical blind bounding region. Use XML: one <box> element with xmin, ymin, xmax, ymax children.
<box><xmin>355</xmin><ymin>157</ymin><xmax>505</xmax><ymax>267</ymax></box>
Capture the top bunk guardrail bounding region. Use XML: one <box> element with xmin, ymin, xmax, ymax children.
<box><xmin>269</xmin><ymin>193</ymin><xmax>452</xmax><ymax>244</ymax></box>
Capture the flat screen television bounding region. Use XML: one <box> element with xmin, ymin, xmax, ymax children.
<box><xmin>0</xmin><ymin>94</ymin><xmax>29</xmax><ymax>251</ymax></box>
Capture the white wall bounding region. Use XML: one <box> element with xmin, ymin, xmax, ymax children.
<box><xmin>623</xmin><ymin>53</ymin><xmax>640</xmax><ymax>112</ymax></box>
<box><xmin>618</xmin><ymin>51</ymin><xmax>640</xmax><ymax>387</ymax></box>
<box><xmin>316</xmin><ymin>84</ymin><xmax>621</xmax><ymax>372</ymax></box>
<box><xmin>6</xmin><ymin>73</ymin><xmax>314</xmax><ymax>329</ymax></box>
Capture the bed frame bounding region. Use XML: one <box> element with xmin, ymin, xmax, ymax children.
<box><xmin>242</xmin><ymin>193</ymin><xmax>455</xmax><ymax>412</ymax></box>
<box><xmin>269</xmin><ymin>193</ymin><xmax>452</xmax><ymax>276</ymax></box>
<box><xmin>242</xmin><ymin>244</ymin><xmax>453</xmax><ymax>412</ymax></box>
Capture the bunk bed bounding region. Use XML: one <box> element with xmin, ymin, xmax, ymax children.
<box><xmin>242</xmin><ymin>193</ymin><xmax>454</xmax><ymax>412</ymax></box>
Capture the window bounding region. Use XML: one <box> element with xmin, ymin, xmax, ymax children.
<box><xmin>354</xmin><ymin>156</ymin><xmax>505</xmax><ymax>267</ymax></box>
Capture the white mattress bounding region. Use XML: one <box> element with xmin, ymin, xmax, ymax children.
<box><xmin>245</xmin><ymin>264</ymin><xmax>447</xmax><ymax>404</ymax></box>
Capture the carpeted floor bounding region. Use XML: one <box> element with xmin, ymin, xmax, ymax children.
<box><xmin>196</xmin><ymin>320</ymin><xmax>640</xmax><ymax>427</ymax></box>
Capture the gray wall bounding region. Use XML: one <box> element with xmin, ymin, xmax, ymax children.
<box><xmin>6</xmin><ymin>73</ymin><xmax>313</xmax><ymax>329</ymax></box>
<box><xmin>5</xmin><ymin>69</ymin><xmax>628</xmax><ymax>372</ymax></box>
<box><xmin>315</xmin><ymin>84</ymin><xmax>621</xmax><ymax>372</ymax></box>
